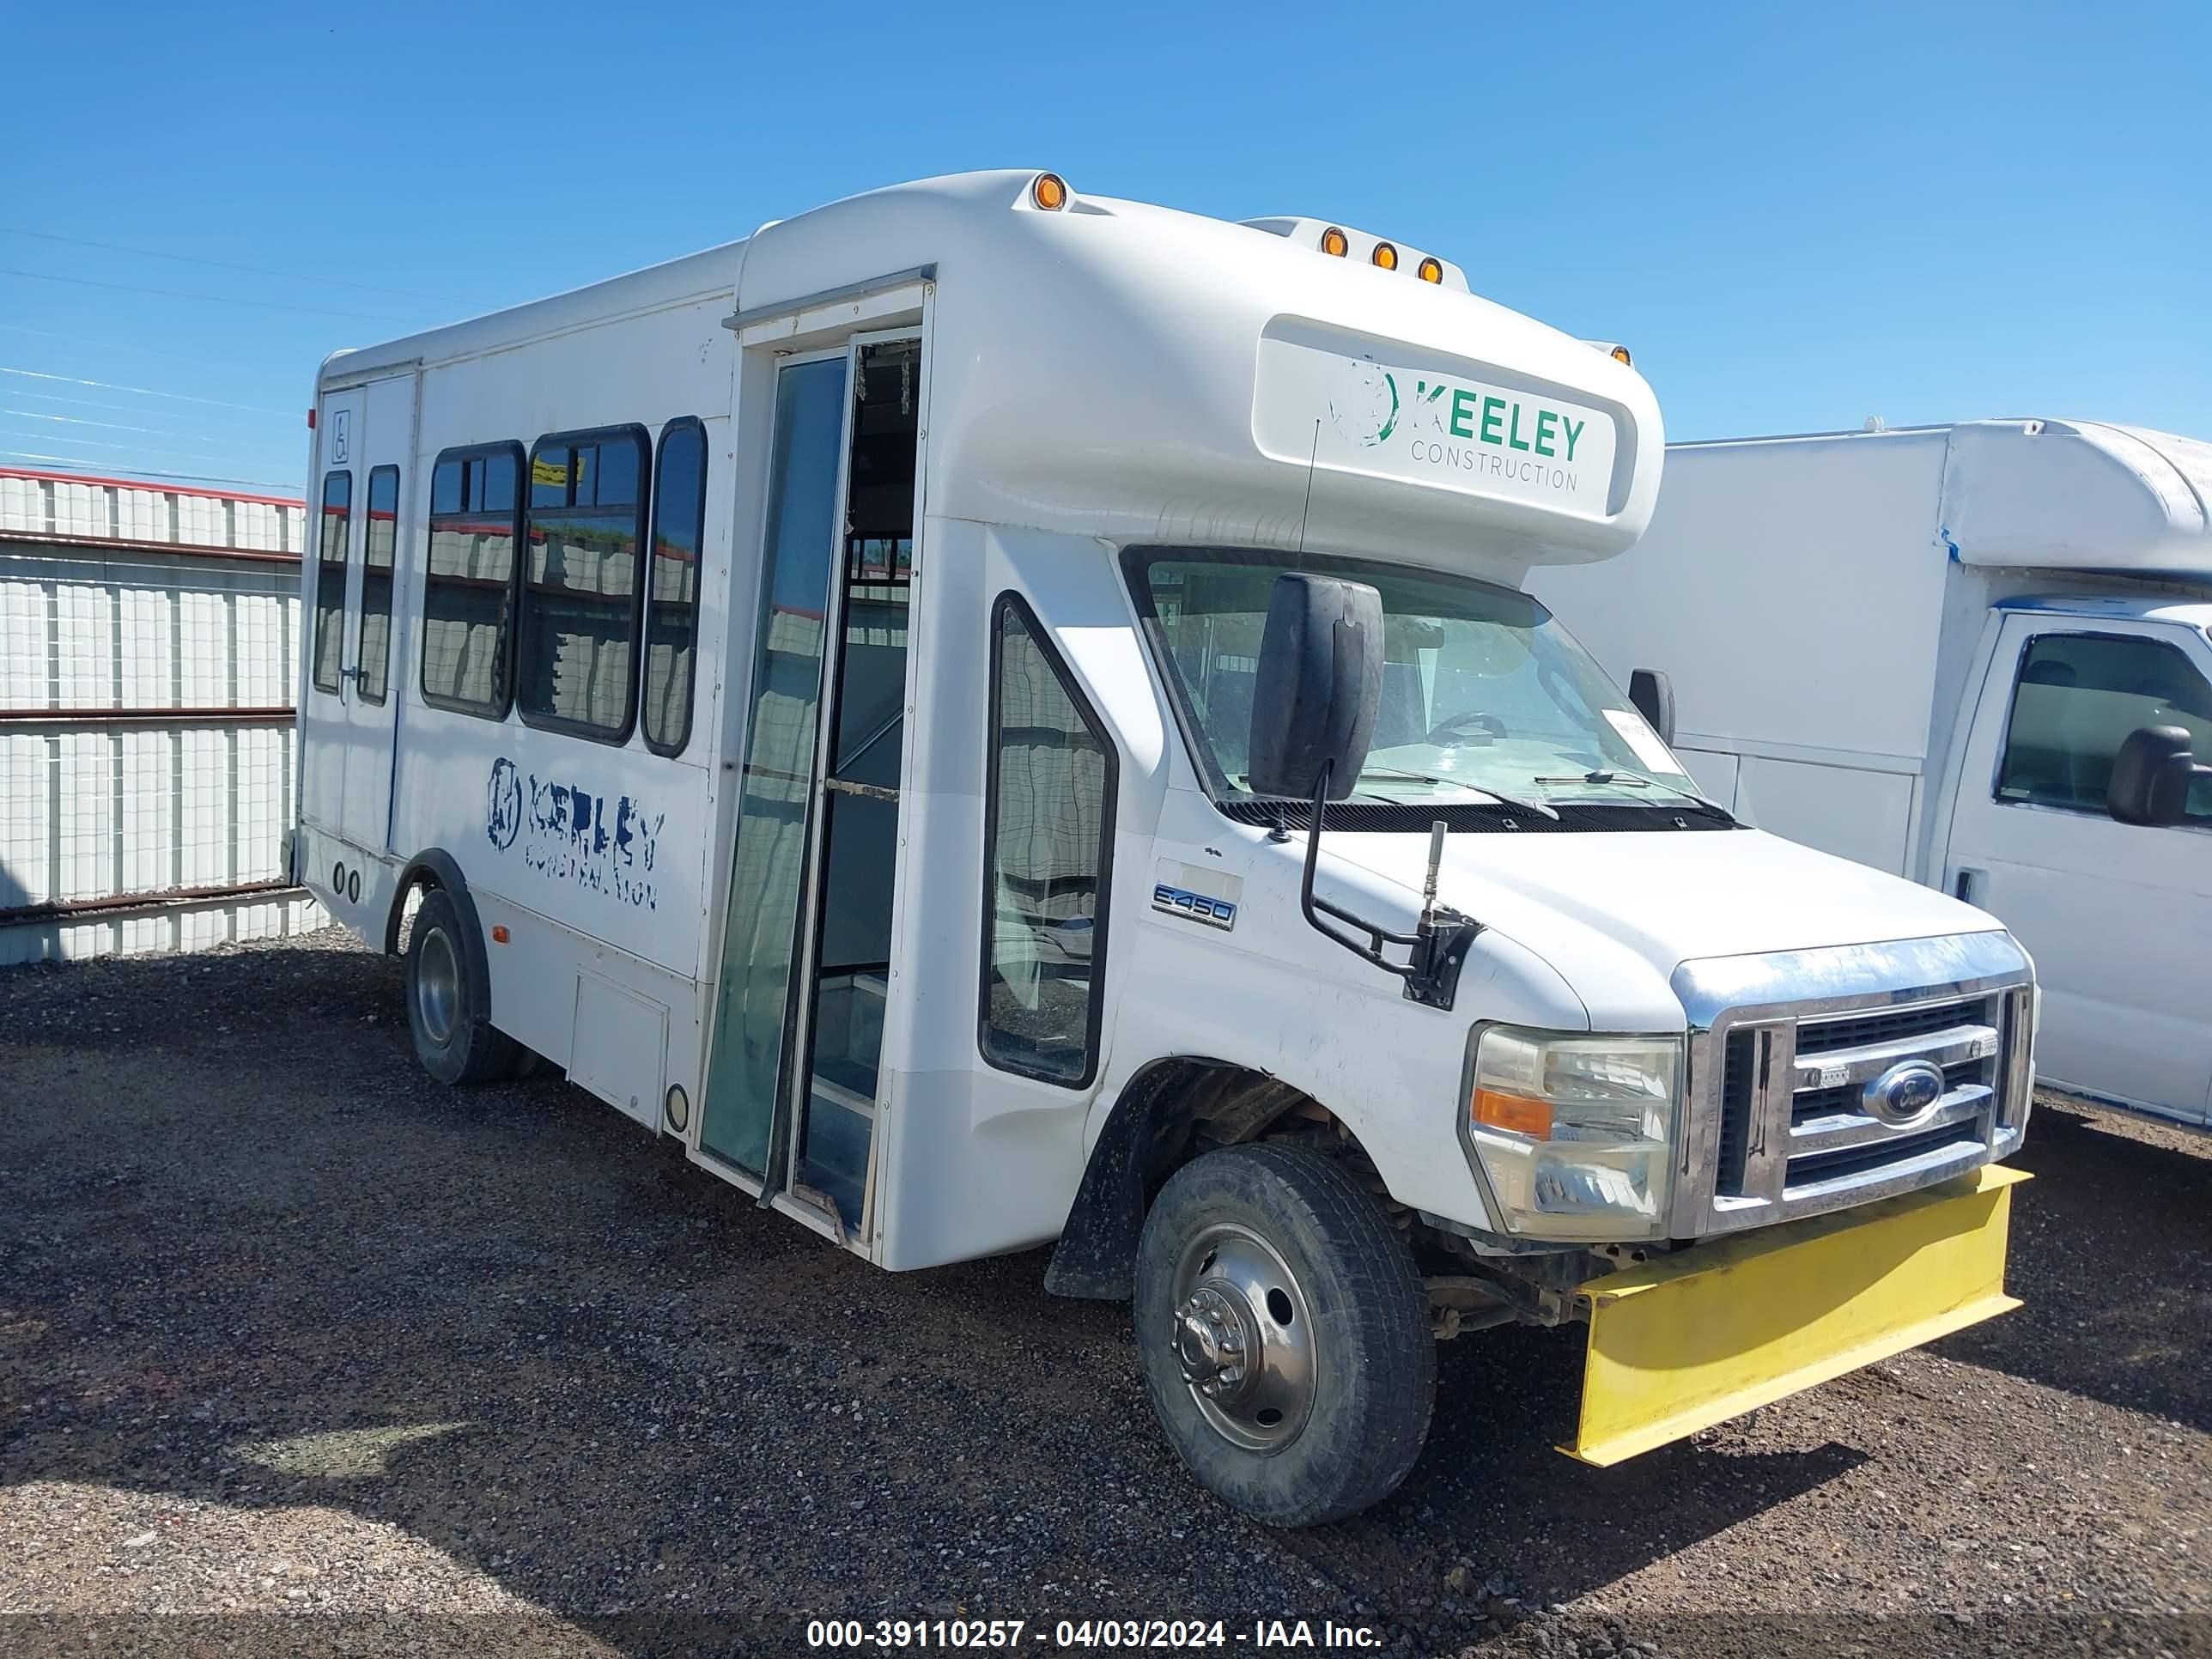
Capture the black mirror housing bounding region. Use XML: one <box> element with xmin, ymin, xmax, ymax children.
<box><xmin>1628</xmin><ymin>668</ymin><xmax>1676</xmax><ymax>746</ymax></box>
<box><xmin>1247</xmin><ymin>574</ymin><xmax>1384</xmax><ymax>800</ymax></box>
<box><xmin>2109</xmin><ymin>724</ymin><xmax>2203</xmax><ymax>827</ymax></box>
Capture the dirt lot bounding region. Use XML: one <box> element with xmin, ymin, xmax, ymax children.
<box><xmin>3</xmin><ymin>931</ymin><xmax>2208</xmax><ymax>1658</ymax></box>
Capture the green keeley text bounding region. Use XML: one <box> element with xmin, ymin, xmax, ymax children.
<box><xmin>1417</xmin><ymin>380</ymin><xmax>1585</xmax><ymax>460</ymax></box>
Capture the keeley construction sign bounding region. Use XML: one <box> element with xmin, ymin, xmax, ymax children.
<box><xmin>1254</xmin><ymin>331</ymin><xmax>1618</xmax><ymax>513</ymax></box>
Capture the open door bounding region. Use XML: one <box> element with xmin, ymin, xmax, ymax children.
<box><xmin>698</xmin><ymin>334</ymin><xmax>923</xmax><ymax>1236</ymax></box>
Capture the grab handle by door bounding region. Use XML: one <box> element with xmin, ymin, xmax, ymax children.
<box><xmin>1954</xmin><ymin>866</ymin><xmax>1982</xmax><ymax>904</ymax></box>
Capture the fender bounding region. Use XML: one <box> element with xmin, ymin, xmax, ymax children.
<box><xmin>382</xmin><ymin>849</ymin><xmax>492</xmax><ymax>1012</ymax></box>
<box><xmin>1044</xmin><ymin>1056</ymin><xmax>1308</xmax><ymax>1299</ymax></box>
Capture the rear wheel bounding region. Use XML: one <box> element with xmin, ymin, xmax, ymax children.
<box><xmin>1134</xmin><ymin>1142</ymin><xmax>1435</xmax><ymax>1526</ymax></box>
<box><xmin>404</xmin><ymin>885</ymin><xmax>519</xmax><ymax>1085</ymax></box>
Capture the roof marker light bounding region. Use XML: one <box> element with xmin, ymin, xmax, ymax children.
<box><xmin>1371</xmin><ymin>240</ymin><xmax>1399</xmax><ymax>271</ymax></box>
<box><xmin>1320</xmin><ymin>226</ymin><xmax>1349</xmax><ymax>257</ymax></box>
<box><xmin>1417</xmin><ymin>257</ymin><xmax>1443</xmax><ymax>283</ymax></box>
<box><xmin>1031</xmin><ymin>173</ymin><xmax>1069</xmax><ymax>211</ymax></box>
<box><xmin>1611</xmin><ymin>345</ymin><xmax>1633</xmax><ymax>367</ymax></box>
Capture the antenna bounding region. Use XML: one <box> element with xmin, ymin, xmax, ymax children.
<box><xmin>1293</xmin><ymin>417</ymin><xmax>1321</xmax><ymax>558</ymax></box>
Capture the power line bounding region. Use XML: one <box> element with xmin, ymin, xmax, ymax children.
<box><xmin>0</xmin><ymin>452</ymin><xmax>301</xmax><ymax>493</ymax></box>
<box><xmin>0</xmin><ymin>427</ymin><xmax>282</xmax><ymax>463</ymax></box>
<box><xmin>6</xmin><ymin>386</ymin><xmax>289</xmax><ymax>423</ymax></box>
<box><xmin>0</xmin><ymin>265</ymin><xmax>436</xmax><ymax>325</ymax></box>
<box><xmin>0</xmin><ymin>225</ymin><xmax>488</xmax><ymax>308</ymax></box>
<box><xmin>0</xmin><ymin>366</ymin><xmax>292</xmax><ymax>417</ymax></box>
<box><xmin>2</xmin><ymin>409</ymin><xmax>261</xmax><ymax>448</ymax></box>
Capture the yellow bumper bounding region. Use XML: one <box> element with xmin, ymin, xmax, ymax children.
<box><xmin>1564</xmin><ymin>1164</ymin><xmax>2028</xmax><ymax>1467</ymax></box>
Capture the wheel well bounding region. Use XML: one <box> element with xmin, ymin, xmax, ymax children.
<box><xmin>1042</xmin><ymin>1057</ymin><xmax>1385</xmax><ymax>1300</ymax></box>
<box><xmin>381</xmin><ymin>848</ymin><xmax>466</xmax><ymax>956</ymax></box>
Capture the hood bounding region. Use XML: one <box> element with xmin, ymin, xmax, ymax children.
<box><xmin>1322</xmin><ymin>824</ymin><xmax>2001</xmax><ymax>1018</ymax></box>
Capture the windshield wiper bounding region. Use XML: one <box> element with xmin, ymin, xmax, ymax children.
<box><xmin>1361</xmin><ymin>765</ymin><xmax>1559</xmax><ymax>821</ymax></box>
<box><xmin>1533</xmin><ymin>770</ymin><xmax>1734</xmax><ymax>818</ymax></box>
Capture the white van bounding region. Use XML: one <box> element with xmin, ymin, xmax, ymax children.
<box><xmin>1535</xmin><ymin>420</ymin><xmax>2211</xmax><ymax>1131</ymax></box>
<box><xmin>295</xmin><ymin>173</ymin><xmax>2036</xmax><ymax>1526</ymax></box>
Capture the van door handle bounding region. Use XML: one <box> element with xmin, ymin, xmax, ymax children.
<box><xmin>1954</xmin><ymin>867</ymin><xmax>1981</xmax><ymax>903</ymax></box>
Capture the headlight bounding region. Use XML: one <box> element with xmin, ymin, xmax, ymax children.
<box><xmin>1462</xmin><ymin>1027</ymin><xmax>1681</xmax><ymax>1241</ymax></box>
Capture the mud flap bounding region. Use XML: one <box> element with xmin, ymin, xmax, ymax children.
<box><xmin>1564</xmin><ymin>1164</ymin><xmax>2028</xmax><ymax>1467</ymax></box>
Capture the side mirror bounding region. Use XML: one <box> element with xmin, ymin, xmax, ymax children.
<box><xmin>1247</xmin><ymin>574</ymin><xmax>1383</xmax><ymax>800</ymax></box>
<box><xmin>2108</xmin><ymin>724</ymin><xmax>2206</xmax><ymax>827</ymax></box>
<box><xmin>1628</xmin><ymin>668</ymin><xmax>1676</xmax><ymax>745</ymax></box>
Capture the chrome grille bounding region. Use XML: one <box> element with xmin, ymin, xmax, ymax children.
<box><xmin>1673</xmin><ymin>935</ymin><xmax>2035</xmax><ymax>1238</ymax></box>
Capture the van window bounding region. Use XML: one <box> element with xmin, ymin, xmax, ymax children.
<box><xmin>981</xmin><ymin>594</ymin><xmax>1116</xmax><ymax>1086</ymax></box>
<box><xmin>358</xmin><ymin>465</ymin><xmax>398</xmax><ymax>705</ymax></box>
<box><xmin>643</xmin><ymin>419</ymin><xmax>707</xmax><ymax>755</ymax></box>
<box><xmin>1997</xmin><ymin>632</ymin><xmax>2212</xmax><ymax>823</ymax></box>
<box><xmin>519</xmin><ymin>428</ymin><xmax>650</xmax><ymax>739</ymax></box>
<box><xmin>311</xmin><ymin>471</ymin><xmax>351</xmax><ymax>695</ymax></box>
<box><xmin>421</xmin><ymin>444</ymin><xmax>523</xmax><ymax>716</ymax></box>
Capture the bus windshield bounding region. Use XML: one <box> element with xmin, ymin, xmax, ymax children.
<box><xmin>1127</xmin><ymin>547</ymin><xmax>1719</xmax><ymax>816</ymax></box>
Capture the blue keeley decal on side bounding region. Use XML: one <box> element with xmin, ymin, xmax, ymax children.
<box><xmin>1153</xmin><ymin>882</ymin><xmax>1237</xmax><ymax>930</ymax></box>
<box><xmin>486</xmin><ymin>757</ymin><xmax>663</xmax><ymax>909</ymax></box>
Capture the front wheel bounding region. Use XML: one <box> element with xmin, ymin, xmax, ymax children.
<box><xmin>1134</xmin><ymin>1143</ymin><xmax>1436</xmax><ymax>1526</ymax></box>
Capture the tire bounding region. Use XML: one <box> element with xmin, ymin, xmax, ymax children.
<box><xmin>404</xmin><ymin>885</ymin><xmax>520</xmax><ymax>1085</ymax></box>
<box><xmin>1134</xmin><ymin>1142</ymin><xmax>1436</xmax><ymax>1527</ymax></box>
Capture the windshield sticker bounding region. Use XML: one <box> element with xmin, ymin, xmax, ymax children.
<box><xmin>1255</xmin><ymin>333</ymin><xmax>1619</xmax><ymax>514</ymax></box>
<box><xmin>1602</xmin><ymin>708</ymin><xmax>1686</xmax><ymax>775</ymax></box>
<box><xmin>486</xmin><ymin>756</ymin><xmax>663</xmax><ymax>908</ymax></box>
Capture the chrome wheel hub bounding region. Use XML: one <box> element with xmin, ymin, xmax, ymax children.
<box><xmin>1169</xmin><ymin>1223</ymin><xmax>1316</xmax><ymax>1454</ymax></box>
<box><xmin>416</xmin><ymin>926</ymin><xmax>461</xmax><ymax>1046</ymax></box>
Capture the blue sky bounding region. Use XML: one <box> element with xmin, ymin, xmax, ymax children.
<box><xmin>3</xmin><ymin>1</ymin><xmax>2204</xmax><ymax>498</ymax></box>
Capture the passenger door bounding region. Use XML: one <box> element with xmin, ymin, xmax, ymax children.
<box><xmin>301</xmin><ymin>374</ymin><xmax>414</xmax><ymax>854</ymax></box>
<box><xmin>1942</xmin><ymin>611</ymin><xmax>2212</xmax><ymax>1123</ymax></box>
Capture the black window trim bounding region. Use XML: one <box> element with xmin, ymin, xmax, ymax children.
<box><xmin>1993</xmin><ymin>623</ymin><xmax>2212</xmax><ymax>827</ymax></box>
<box><xmin>356</xmin><ymin>463</ymin><xmax>400</xmax><ymax>707</ymax></box>
<box><xmin>514</xmin><ymin>422</ymin><xmax>653</xmax><ymax>745</ymax></box>
<box><xmin>641</xmin><ymin>415</ymin><xmax>708</xmax><ymax>758</ymax></box>
<box><xmin>978</xmin><ymin>589</ymin><xmax>1120</xmax><ymax>1091</ymax></box>
<box><xmin>311</xmin><ymin>468</ymin><xmax>353</xmax><ymax>696</ymax></box>
<box><xmin>419</xmin><ymin>439</ymin><xmax>526</xmax><ymax>720</ymax></box>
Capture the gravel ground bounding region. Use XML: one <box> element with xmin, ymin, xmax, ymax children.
<box><xmin>2</xmin><ymin>929</ymin><xmax>2208</xmax><ymax>1658</ymax></box>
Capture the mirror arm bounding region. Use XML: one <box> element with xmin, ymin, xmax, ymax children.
<box><xmin>1295</xmin><ymin>763</ymin><xmax>1483</xmax><ymax>1011</ymax></box>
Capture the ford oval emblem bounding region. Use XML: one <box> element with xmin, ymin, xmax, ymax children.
<box><xmin>1863</xmin><ymin>1059</ymin><xmax>1948</xmax><ymax>1127</ymax></box>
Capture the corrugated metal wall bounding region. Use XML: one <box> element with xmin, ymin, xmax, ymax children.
<box><xmin>0</xmin><ymin>469</ymin><xmax>326</xmax><ymax>963</ymax></box>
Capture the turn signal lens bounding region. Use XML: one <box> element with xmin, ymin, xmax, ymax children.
<box><xmin>1417</xmin><ymin>257</ymin><xmax>1443</xmax><ymax>283</ymax></box>
<box><xmin>1320</xmin><ymin>226</ymin><xmax>1349</xmax><ymax>257</ymax></box>
<box><xmin>1371</xmin><ymin>240</ymin><xmax>1399</xmax><ymax>270</ymax></box>
<box><xmin>1611</xmin><ymin>344</ymin><xmax>1632</xmax><ymax>366</ymax></box>
<box><xmin>1473</xmin><ymin>1087</ymin><xmax>1553</xmax><ymax>1140</ymax></box>
<box><xmin>1031</xmin><ymin>173</ymin><xmax>1069</xmax><ymax>211</ymax></box>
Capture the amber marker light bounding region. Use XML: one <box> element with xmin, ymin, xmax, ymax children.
<box><xmin>1417</xmin><ymin>256</ymin><xmax>1443</xmax><ymax>283</ymax></box>
<box><xmin>1611</xmin><ymin>344</ymin><xmax>1633</xmax><ymax>366</ymax></box>
<box><xmin>1371</xmin><ymin>240</ymin><xmax>1400</xmax><ymax>270</ymax></box>
<box><xmin>1031</xmin><ymin>173</ymin><xmax>1069</xmax><ymax>211</ymax></box>
<box><xmin>1320</xmin><ymin>226</ymin><xmax>1349</xmax><ymax>257</ymax></box>
<box><xmin>1472</xmin><ymin>1087</ymin><xmax>1553</xmax><ymax>1141</ymax></box>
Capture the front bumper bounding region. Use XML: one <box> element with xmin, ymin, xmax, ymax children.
<box><xmin>1562</xmin><ymin>1163</ymin><xmax>2027</xmax><ymax>1466</ymax></box>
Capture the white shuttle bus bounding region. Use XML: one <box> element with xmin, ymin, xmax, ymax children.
<box><xmin>296</xmin><ymin>171</ymin><xmax>2036</xmax><ymax>1525</ymax></box>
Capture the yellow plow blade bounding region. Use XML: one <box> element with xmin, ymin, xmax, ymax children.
<box><xmin>1565</xmin><ymin>1164</ymin><xmax>2028</xmax><ymax>1467</ymax></box>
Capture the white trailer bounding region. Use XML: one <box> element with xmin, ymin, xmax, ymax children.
<box><xmin>297</xmin><ymin>172</ymin><xmax>2036</xmax><ymax>1524</ymax></box>
<box><xmin>1535</xmin><ymin>419</ymin><xmax>2212</xmax><ymax>1130</ymax></box>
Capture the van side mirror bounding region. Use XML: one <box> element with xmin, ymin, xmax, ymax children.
<box><xmin>1247</xmin><ymin>574</ymin><xmax>1383</xmax><ymax>800</ymax></box>
<box><xmin>2108</xmin><ymin>724</ymin><xmax>2207</xmax><ymax>827</ymax></box>
<box><xmin>1628</xmin><ymin>668</ymin><xmax>1676</xmax><ymax>745</ymax></box>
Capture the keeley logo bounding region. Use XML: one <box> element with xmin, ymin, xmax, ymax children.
<box><xmin>1325</xmin><ymin>359</ymin><xmax>1598</xmax><ymax>497</ymax></box>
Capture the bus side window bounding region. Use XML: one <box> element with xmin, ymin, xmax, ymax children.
<box><xmin>421</xmin><ymin>444</ymin><xmax>523</xmax><ymax>717</ymax></box>
<box><xmin>518</xmin><ymin>427</ymin><xmax>651</xmax><ymax>741</ymax></box>
<box><xmin>980</xmin><ymin>593</ymin><xmax>1118</xmax><ymax>1087</ymax></box>
<box><xmin>643</xmin><ymin>418</ymin><xmax>706</xmax><ymax>756</ymax></box>
<box><xmin>311</xmin><ymin>470</ymin><xmax>351</xmax><ymax>695</ymax></box>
